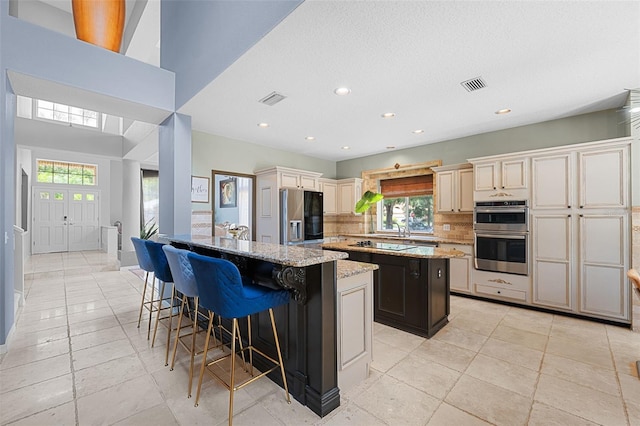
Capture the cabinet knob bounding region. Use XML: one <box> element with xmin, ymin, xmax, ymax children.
<box><xmin>502</xmin><ymin>186</ymin><xmax>505</xmax><ymax>189</ymax></box>
<box><xmin>579</xmin><ymin>214</ymin><xmax>583</xmax><ymax>218</ymax></box>
<box><xmin>568</xmin><ymin>205</ymin><xmax>571</xmax><ymax>208</ymax></box>
<box><xmin>497</xmin><ymin>290</ymin><xmax>501</xmax><ymax>294</ymax></box>
<box><xmin>493</xmin><ymin>187</ymin><xmax>497</xmax><ymax>190</ymax></box>
<box><xmin>568</xmin><ymin>214</ymin><xmax>571</xmax><ymax>218</ymax></box>
<box><xmin>579</xmin><ymin>205</ymin><xmax>583</xmax><ymax>209</ymax></box>
<box><xmin>451</xmin><ymin>209</ymin><xmax>454</xmax><ymax>212</ymax></box>
<box><xmin>458</xmin><ymin>208</ymin><xmax>461</xmax><ymax>212</ymax></box>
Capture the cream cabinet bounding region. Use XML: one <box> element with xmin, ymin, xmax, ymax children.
<box><xmin>255</xmin><ymin>166</ymin><xmax>323</xmax><ymax>243</ymax></box>
<box><xmin>472</xmin><ymin>269</ymin><xmax>531</xmax><ymax>303</ymax></box>
<box><xmin>469</xmin><ymin>157</ymin><xmax>529</xmax><ymax>201</ymax></box>
<box><xmin>578</xmin><ymin>213</ymin><xmax>629</xmax><ymax>320</ymax></box>
<box><xmin>320</xmin><ymin>179</ymin><xmax>338</xmax><ymax>215</ymax></box>
<box><xmin>531</xmin><ymin>214</ymin><xmax>573</xmax><ymax>311</ymax></box>
<box><xmin>337</xmin><ymin>178</ymin><xmax>363</xmax><ymax>215</ymax></box>
<box><xmin>336</xmin><ymin>267</ymin><xmax>373</xmax><ymax>393</ymax></box>
<box><xmin>440</xmin><ymin>243</ymin><xmax>473</xmax><ymax>293</ymax></box>
<box><xmin>278</xmin><ymin>168</ymin><xmax>320</xmax><ymax>190</ymax></box>
<box><xmin>579</xmin><ymin>146</ymin><xmax>628</xmax><ymax>209</ymax></box>
<box><xmin>433</xmin><ymin>164</ymin><xmax>473</xmax><ymax>213</ymax></box>
<box><xmin>532</xmin><ymin>153</ymin><xmax>573</xmax><ymax>209</ymax></box>
<box><xmin>529</xmin><ymin>139</ymin><xmax>630</xmax><ymax>323</ymax></box>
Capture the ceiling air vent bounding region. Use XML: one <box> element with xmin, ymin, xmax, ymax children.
<box><xmin>258</xmin><ymin>91</ymin><xmax>287</xmax><ymax>106</ymax></box>
<box><xmin>461</xmin><ymin>77</ymin><xmax>487</xmax><ymax>92</ymax></box>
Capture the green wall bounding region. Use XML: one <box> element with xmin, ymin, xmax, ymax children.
<box><xmin>336</xmin><ymin>109</ymin><xmax>628</xmax><ymax>178</ymax></box>
<box><xmin>191</xmin><ymin>130</ymin><xmax>337</xmax><ymax>211</ymax></box>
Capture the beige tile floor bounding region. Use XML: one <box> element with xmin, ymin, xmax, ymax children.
<box><xmin>1</xmin><ymin>252</ymin><xmax>640</xmax><ymax>425</ymax></box>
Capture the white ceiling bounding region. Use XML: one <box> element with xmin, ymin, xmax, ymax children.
<box><xmin>179</xmin><ymin>0</ymin><xmax>640</xmax><ymax>162</ymax></box>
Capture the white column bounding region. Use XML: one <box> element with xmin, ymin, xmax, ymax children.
<box><xmin>120</xmin><ymin>159</ymin><xmax>141</xmax><ymax>267</ymax></box>
<box><xmin>159</xmin><ymin>113</ymin><xmax>192</xmax><ymax>236</ymax></box>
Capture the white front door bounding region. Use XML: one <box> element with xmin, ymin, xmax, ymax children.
<box><xmin>33</xmin><ymin>187</ymin><xmax>100</xmax><ymax>254</ymax></box>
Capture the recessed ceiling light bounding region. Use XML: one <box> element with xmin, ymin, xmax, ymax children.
<box><xmin>305</xmin><ymin>136</ymin><xmax>315</xmax><ymax>141</ymax></box>
<box><xmin>386</xmin><ymin>146</ymin><xmax>396</xmax><ymax>150</ymax></box>
<box><xmin>381</xmin><ymin>112</ymin><xmax>396</xmax><ymax>119</ymax></box>
<box><xmin>413</xmin><ymin>129</ymin><xmax>424</xmax><ymax>134</ymax></box>
<box><xmin>630</xmin><ymin>106</ymin><xmax>640</xmax><ymax>113</ymax></box>
<box><xmin>341</xmin><ymin>146</ymin><xmax>350</xmax><ymax>150</ymax></box>
<box><xmin>257</xmin><ymin>122</ymin><xmax>270</xmax><ymax>128</ymax></box>
<box><xmin>334</xmin><ymin>87</ymin><xmax>351</xmax><ymax>96</ymax></box>
<box><xmin>495</xmin><ymin>108</ymin><xmax>511</xmax><ymax>115</ymax></box>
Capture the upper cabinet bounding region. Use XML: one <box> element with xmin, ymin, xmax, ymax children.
<box><xmin>319</xmin><ymin>179</ymin><xmax>338</xmax><ymax>215</ymax></box>
<box><xmin>338</xmin><ymin>178</ymin><xmax>363</xmax><ymax>215</ymax></box>
<box><xmin>579</xmin><ymin>146</ymin><xmax>628</xmax><ymax>209</ymax></box>
<box><xmin>469</xmin><ymin>157</ymin><xmax>529</xmax><ymax>201</ymax></box>
<box><xmin>432</xmin><ymin>163</ymin><xmax>473</xmax><ymax>213</ymax></box>
<box><xmin>531</xmin><ymin>144</ymin><xmax>629</xmax><ymax>210</ymax></box>
<box><xmin>278</xmin><ymin>168</ymin><xmax>321</xmax><ymax>191</ymax></box>
<box><xmin>320</xmin><ymin>177</ymin><xmax>363</xmax><ymax>215</ymax></box>
<box><xmin>255</xmin><ymin>166</ymin><xmax>323</xmax><ymax>243</ymax></box>
<box><xmin>532</xmin><ymin>153</ymin><xmax>573</xmax><ymax>209</ymax></box>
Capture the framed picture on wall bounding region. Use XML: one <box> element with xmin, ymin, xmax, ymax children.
<box><xmin>219</xmin><ymin>178</ymin><xmax>237</xmax><ymax>208</ymax></box>
<box><xmin>191</xmin><ymin>176</ymin><xmax>210</xmax><ymax>203</ymax></box>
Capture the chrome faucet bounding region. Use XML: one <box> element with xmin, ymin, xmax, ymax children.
<box><xmin>395</xmin><ymin>223</ymin><xmax>409</xmax><ymax>237</ymax></box>
<box><xmin>395</xmin><ymin>223</ymin><xmax>402</xmax><ymax>237</ymax></box>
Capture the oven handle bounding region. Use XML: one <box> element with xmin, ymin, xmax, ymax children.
<box><xmin>475</xmin><ymin>233</ymin><xmax>527</xmax><ymax>240</ymax></box>
<box><xmin>474</xmin><ymin>208</ymin><xmax>528</xmax><ymax>214</ymax></box>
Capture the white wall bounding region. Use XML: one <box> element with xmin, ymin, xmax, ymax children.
<box><xmin>28</xmin><ymin>147</ymin><xmax>116</xmax><ymax>246</ymax></box>
<box><xmin>191</xmin><ymin>130</ymin><xmax>337</xmax><ymax>212</ymax></box>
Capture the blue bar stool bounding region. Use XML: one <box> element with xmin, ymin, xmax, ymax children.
<box><xmin>187</xmin><ymin>252</ymin><xmax>291</xmax><ymax>424</ymax></box>
<box><xmin>131</xmin><ymin>237</ymin><xmax>156</xmax><ymax>339</ymax></box>
<box><xmin>163</xmin><ymin>245</ymin><xmax>219</xmax><ymax>398</ymax></box>
<box><xmin>143</xmin><ymin>239</ymin><xmax>175</xmax><ymax>366</ymax></box>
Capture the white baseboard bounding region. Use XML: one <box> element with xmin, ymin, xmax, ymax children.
<box><xmin>0</xmin><ymin>324</ymin><xmax>16</xmax><ymax>355</ymax></box>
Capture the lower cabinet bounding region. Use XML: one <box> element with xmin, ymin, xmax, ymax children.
<box><xmin>340</xmin><ymin>250</ymin><xmax>449</xmax><ymax>338</ymax></box>
<box><xmin>473</xmin><ymin>269</ymin><xmax>530</xmax><ymax>303</ymax></box>
<box><xmin>440</xmin><ymin>243</ymin><xmax>472</xmax><ymax>294</ymax></box>
<box><xmin>336</xmin><ymin>269</ymin><xmax>373</xmax><ymax>393</ymax></box>
<box><xmin>531</xmin><ymin>211</ymin><xmax>630</xmax><ymax>322</ymax></box>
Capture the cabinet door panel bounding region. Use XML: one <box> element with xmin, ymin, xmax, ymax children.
<box><xmin>322</xmin><ymin>181</ymin><xmax>338</xmax><ymax>214</ymax></box>
<box><xmin>449</xmin><ymin>256</ymin><xmax>470</xmax><ymax>292</ymax></box>
<box><xmin>280</xmin><ymin>172</ymin><xmax>299</xmax><ymax>188</ymax></box>
<box><xmin>502</xmin><ymin>159</ymin><xmax>527</xmax><ymax>189</ymax></box>
<box><xmin>474</xmin><ymin>163</ymin><xmax>496</xmax><ymax>191</ymax></box>
<box><xmin>580</xmin><ymin>266</ymin><xmax>626</xmax><ymax>318</ymax></box>
<box><xmin>458</xmin><ymin>169</ymin><xmax>474</xmax><ymax>212</ymax></box>
<box><xmin>371</xmin><ymin>254</ymin><xmax>423</xmax><ymax>328</ymax></box>
<box><xmin>534</xmin><ymin>261</ymin><xmax>571</xmax><ymax>309</ymax></box>
<box><xmin>532</xmin><ymin>154</ymin><xmax>571</xmax><ymax>209</ymax></box>
<box><xmin>581</xmin><ymin>215</ymin><xmax>625</xmax><ymax>265</ymax></box>
<box><xmin>436</xmin><ymin>171</ymin><xmax>455</xmax><ymax>212</ymax></box>
<box><xmin>579</xmin><ymin>148</ymin><xmax>627</xmax><ymax>209</ymax></box>
<box><xmin>300</xmin><ymin>175</ymin><xmax>318</xmax><ymax>190</ymax></box>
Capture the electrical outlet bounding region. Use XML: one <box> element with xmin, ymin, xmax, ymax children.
<box><xmin>443</xmin><ymin>224</ymin><xmax>451</xmax><ymax>231</ymax></box>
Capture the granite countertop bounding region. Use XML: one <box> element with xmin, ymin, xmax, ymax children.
<box><xmin>163</xmin><ymin>234</ymin><xmax>348</xmax><ymax>267</ymax></box>
<box><xmin>337</xmin><ymin>259</ymin><xmax>379</xmax><ymax>280</ymax></box>
<box><xmin>340</xmin><ymin>233</ymin><xmax>473</xmax><ymax>246</ymax></box>
<box><xmin>322</xmin><ymin>241</ymin><xmax>466</xmax><ymax>259</ymax></box>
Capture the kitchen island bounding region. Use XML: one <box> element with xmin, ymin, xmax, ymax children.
<box><xmin>322</xmin><ymin>240</ymin><xmax>464</xmax><ymax>338</ymax></box>
<box><xmin>163</xmin><ymin>235</ymin><xmax>351</xmax><ymax>417</ymax></box>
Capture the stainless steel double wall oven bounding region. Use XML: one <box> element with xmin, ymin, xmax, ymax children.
<box><xmin>474</xmin><ymin>200</ymin><xmax>529</xmax><ymax>275</ymax></box>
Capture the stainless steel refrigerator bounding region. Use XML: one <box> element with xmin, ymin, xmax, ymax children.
<box><xmin>280</xmin><ymin>188</ymin><xmax>324</xmax><ymax>245</ymax></box>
